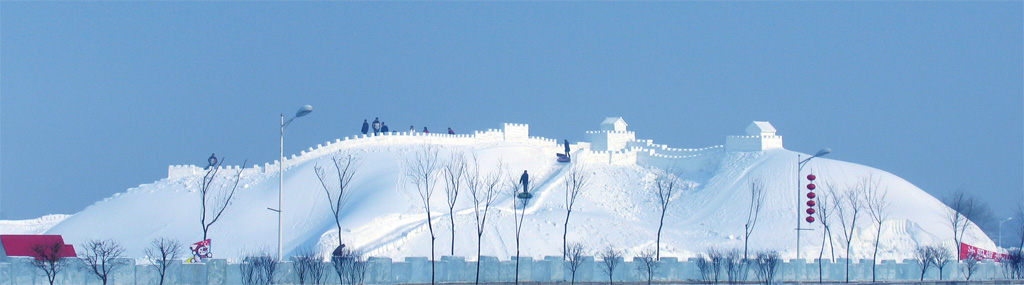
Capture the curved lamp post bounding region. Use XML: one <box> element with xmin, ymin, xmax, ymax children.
<box><xmin>796</xmin><ymin>148</ymin><xmax>830</xmax><ymax>260</ymax></box>
<box><xmin>271</xmin><ymin>105</ymin><xmax>313</xmax><ymax>261</ymax></box>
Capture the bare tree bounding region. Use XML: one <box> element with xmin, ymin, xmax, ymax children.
<box><xmin>564</xmin><ymin>242</ymin><xmax>587</xmax><ymax>284</ymax></box>
<box><xmin>314</xmin><ymin>154</ymin><xmax>360</xmax><ymax>251</ymax></box>
<box><xmin>239</xmin><ymin>251</ymin><xmax>278</xmax><ymax>285</ymax></box>
<box><xmin>961</xmin><ymin>251</ymin><xmax>981</xmax><ymax>280</ymax></box>
<box><xmin>834</xmin><ymin>183</ymin><xmax>864</xmax><ymax>283</ymax></box>
<box><xmin>634</xmin><ymin>248</ymin><xmax>659</xmax><ymax>285</ymax></box>
<box><xmin>862</xmin><ymin>176</ymin><xmax>890</xmax><ymax>282</ymax></box>
<box><xmin>708</xmin><ymin>248</ymin><xmax>724</xmax><ymax>283</ymax></box>
<box><xmin>199</xmin><ymin>158</ymin><xmax>246</xmax><ymax>242</ymax></box>
<box><xmin>945</xmin><ymin>191</ymin><xmax>977</xmax><ymax>260</ymax></box>
<box><xmin>145</xmin><ymin>238</ymin><xmax>183</xmax><ymax>285</ymax></box>
<box><xmin>508</xmin><ymin>170</ymin><xmax>534</xmax><ymax>285</ymax></box>
<box><xmin>723</xmin><ymin>249</ymin><xmax>746</xmax><ymax>284</ymax></box>
<box><xmin>599</xmin><ymin>246</ymin><xmax>621</xmax><ymax>285</ymax></box>
<box><xmin>293</xmin><ymin>247</ymin><xmax>327</xmax><ymax>285</ymax></box>
<box><xmin>754</xmin><ymin>250</ymin><xmax>780</xmax><ymax>284</ymax></box>
<box><xmin>332</xmin><ymin>248</ymin><xmax>368</xmax><ymax>285</ymax></box>
<box><xmin>914</xmin><ymin>245</ymin><xmax>936</xmax><ymax>281</ymax></box>
<box><xmin>561</xmin><ymin>164</ymin><xmax>591</xmax><ymax>258</ymax></box>
<box><xmin>1003</xmin><ymin>248</ymin><xmax>1024</xmax><ymax>279</ymax></box>
<box><xmin>443</xmin><ymin>151</ymin><xmax>467</xmax><ymax>256</ymax></box>
<box><xmin>651</xmin><ymin>169</ymin><xmax>679</xmax><ymax>260</ymax></box>
<box><xmin>815</xmin><ymin>181</ymin><xmax>838</xmax><ymax>283</ymax></box>
<box><xmin>932</xmin><ymin>246</ymin><xmax>952</xmax><ymax>280</ymax></box>
<box><xmin>404</xmin><ymin>146</ymin><xmax>441</xmax><ymax>285</ymax></box>
<box><xmin>468</xmin><ymin>157</ymin><xmax>503</xmax><ymax>284</ymax></box>
<box><xmin>695</xmin><ymin>253</ymin><xmax>714</xmax><ymax>283</ymax></box>
<box><xmin>30</xmin><ymin>240</ymin><xmax>68</xmax><ymax>285</ymax></box>
<box><xmin>743</xmin><ymin>178</ymin><xmax>766</xmax><ymax>260</ymax></box>
<box><xmin>81</xmin><ymin>239</ymin><xmax>128</xmax><ymax>285</ymax></box>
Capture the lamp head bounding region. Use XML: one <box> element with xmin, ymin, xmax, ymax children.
<box><xmin>814</xmin><ymin>148</ymin><xmax>832</xmax><ymax>158</ymax></box>
<box><xmin>296</xmin><ymin>105</ymin><xmax>313</xmax><ymax>118</ymax></box>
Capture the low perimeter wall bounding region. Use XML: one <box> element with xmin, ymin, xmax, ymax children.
<box><xmin>0</xmin><ymin>256</ymin><xmax>1016</xmax><ymax>284</ymax></box>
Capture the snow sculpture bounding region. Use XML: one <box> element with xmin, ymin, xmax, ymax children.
<box><xmin>587</xmin><ymin>117</ymin><xmax>636</xmax><ymax>151</ymax></box>
<box><xmin>725</xmin><ymin>121</ymin><xmax>784</xmax><ymax>152</ymax></box>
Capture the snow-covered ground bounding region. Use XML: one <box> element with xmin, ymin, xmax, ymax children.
<box><xmin>0</xmin><ymin>125</ymin><xmax>994</xmax><ymax>262</ymax></box>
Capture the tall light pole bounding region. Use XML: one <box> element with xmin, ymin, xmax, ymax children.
<box><xmin>271</xmin><ymin>105</ymin><xmax>313</xmax><ymax>261</ymax></box>
<box><xmin>796</xmin><ymin>148</ymin><xmax>830</xmax><ymax>260</ymax></box>
<box><xmin>1000</xmin><ymin>217</ymin><xmax>1013</xmax><ymax>249</ymax></box>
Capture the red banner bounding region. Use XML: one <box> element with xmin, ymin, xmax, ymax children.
<box><xmin>960</xmin><ymin>242</ymin><xmax>1008</xmax><ymax>261</ymax></box>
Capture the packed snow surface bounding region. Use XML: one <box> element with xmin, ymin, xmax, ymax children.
<box><xmin>2</xmin><ymin>132</ymin><xmax>994</xmax><ymax>261</ymax></box>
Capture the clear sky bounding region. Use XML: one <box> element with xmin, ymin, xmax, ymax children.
<box><xmin>1</xmin><ymin>2</ymin><xmax>1021</xmax><ymax>221</ymax></box>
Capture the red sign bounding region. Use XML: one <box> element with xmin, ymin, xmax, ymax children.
<box><xmin>0</xmin><ymin>235</ymin><xmax>76</xmax><ymax>259</ymax></box>
<box><xmin>960</xmin><ymin>242</ymin><xmax>1009</xmax><ymax>261</ymax></box>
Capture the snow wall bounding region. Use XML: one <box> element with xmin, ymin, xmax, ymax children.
<box><xmin>0</xmin><ymin>256</ymin><xmax>1013</xmax><ymax>284</ymax></box>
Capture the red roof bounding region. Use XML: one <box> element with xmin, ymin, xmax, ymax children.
<box><xmin>1</xmin><ymin>235</ymin><xmax>77</xmax><ymax>258</ymax></box>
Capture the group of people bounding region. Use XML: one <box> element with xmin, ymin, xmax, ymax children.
<box><xmin>361</xmin><ymin>117</ymin><xmax>456</xmax><ymax>136</ymax></box>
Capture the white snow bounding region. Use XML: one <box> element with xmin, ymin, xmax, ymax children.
<box><xmin>0</xmin><ymin>124</ymin><xmax>995</xmax><ymax>262</ymax></box>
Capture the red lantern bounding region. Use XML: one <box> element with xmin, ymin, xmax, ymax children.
<box><xmin>807</xmin><ymin>192</ymin><xmax>816</xmax><ymax>199</ymax></box>
<box><xmin>806</xmin><ymin>200</ymin><xmax>816</xmax><ymax>207</ymax></box>
<box><xmin>807</xmin><ymin>174</ymin><xmax>816</xmax><ymax>181</ymax></box>
<box><xmin>806</xmin><ymin>208</ymin><xmax>816</xmax><ymax>215</ymax></box>
<box><xmin>806</xmin><ymin>183</ymin><xmax>816</xmax><ymax>190</ymax></box>
<box><xmin>806</xmin><ymin>216</ymin><xmax>815</xmax><ymax>223</ymax></box>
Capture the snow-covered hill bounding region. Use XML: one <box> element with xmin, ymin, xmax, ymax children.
<box><xmin>4</xmin><ymin>120</ymin><xmax>995</xmax><ymax>261</ymax></box>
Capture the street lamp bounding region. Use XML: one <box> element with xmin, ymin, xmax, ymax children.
<box><xmin>796</xmin><ymin>148</ymin><xmax>831</xmax><ymax>260</ymax></box>
<box><xmin>270</xmin><ymin>105</ymin><xmax>313</xmax><ymax>261</ymax></box>
<box><xmin>1000</xmin><ymin>217</ymin><xmax>1013</xmax><ymax>249</ymax></box>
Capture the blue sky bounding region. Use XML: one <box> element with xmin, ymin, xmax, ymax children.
<box><xmin>1</xmin><ymin>2</ymin><xmax>1021</xmax><ymax>221</ymax></box>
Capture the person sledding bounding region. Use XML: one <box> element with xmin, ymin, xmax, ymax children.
<box><xmin>448</xmin><ymin>127</ymin><xmax>455</xmax><ymax>135</ymax></box>
<box><xmin>517</xmin><ymin>170</ymin><xmax>532</xmax><ymax>199</ymax></box>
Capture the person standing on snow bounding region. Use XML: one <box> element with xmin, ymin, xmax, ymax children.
<box><xmin>372</xmin><ymin>118</ymin><xmax>381</xmax><ymax>135</ymax></box>
<box><xmin>207</xmin><ymin>153</ymin><xmax>218</xmax><ymax>169</ymax></box>
<box><xmin>381</xmin><ymin>122</ymin><xmax>389</xmax><ymax>133</ymax></box>
<box><xmin>448</xmin><ymin>127</ymin><xmax>455</xmax><ymax>135</ymax></box>
<box><xmin>409</xmin><ymin>125</ymin><xmax>415</xmax><ymax>133</ymax></box>
<box><xmin>564</xmin><ymin>139</ymin><xmax>571</xmax><ymax>158</ymax></box>
<box><xmin>423</xmin><ymin>127</ymin><xmax>429</xmax><ymax>133</ymax></box>
<box><xmin>520</xmin><ymin>170</ymin><xmax>529</xmax><ymax>191</ymax></box>
<box><xmin>361</xmin><ymin>119</ymin><xmax>370</xmax><ymax>135</ymax></box>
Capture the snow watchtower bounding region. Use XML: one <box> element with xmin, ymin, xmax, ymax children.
<box><xmin>588</xmin><ymin>117</ymin><xmax>636</xmax><ymax>151</ymax></box>
<box><xmin>726</xmin><ymin>121</ymin><xmax>784</xmax><ymax>152</ymax></box>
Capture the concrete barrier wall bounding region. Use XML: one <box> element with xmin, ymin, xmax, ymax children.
<box><xmin>0</xmin><ymin>256</ymin><xmax>1015</xmax><ymax>284</ymax></box>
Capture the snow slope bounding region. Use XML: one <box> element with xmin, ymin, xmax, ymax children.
<box><xmin>5</xmin><ymin>130</ymin><xmax>995</xmax><ymax>261</ymax></box>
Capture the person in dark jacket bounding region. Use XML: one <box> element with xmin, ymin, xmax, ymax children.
<box><xmin>520</xmin><ymin>170</ymin><xmax>529</xmax><ymax>191</ymax></box>
<box><xmin>564</xmin><ymin>139</ymin><xmax>570</xmax><ymax>158</ymax></box>
<box><xmin>361</xmin><ymin>119</ymin><xmax>369</xmax><ymax>135</ymax></box>
<box><xmin>381</xmin><ymin>122</ymin><xmax>389</xmax><ymax>133</ymax></box>
<box><xmin>448</xmin><ymin>127</ymin><xmax>455</xmax><ymax>135</ymax></box>
<box><xmin>372</xmin><ymin>118</ymin><xmax>381</xmax><ymax>135</ymax></box>
<box><xmin>423</xmin><ymin>127</ymin><xmax>429</xmax><ymax>133</ymax></box>
<box><xmin>410</xmin><ymin>125</ymin><xmax>415</xmax><ymax>132</ymax></box>
<box><xmin>207</xmin><ymin>153</ymin><xmax>218</xmax><ymax>169</ymax></box>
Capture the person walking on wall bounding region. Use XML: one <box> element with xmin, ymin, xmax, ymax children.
<box><xmin>381</xmin><ymin>122</ymin><xmax>389</xmax><ymax>133</ymax></box>
<box><xmin>207</xmin><ymin>153</ymin><xmax>218</xmax><ymax>169</ymax></box>
<box><xmin>423</xmin><ymin>127</ymin><xmax>429</xmax><ymax>133</ymax></box>
<box><xmin>564</xmin><ymin>139</ymin><xmax>571</xmax><ymax>158</ymax></box>
<box><xmin>410</xmin><ymin>125</ymin><xmax>415</xmax><ymax>133</ymax></box>
<box><xmin>448</xmin><ymin>127</ymin><xmax>455</xmax><ymax>135</ymax></box>
<box><xmin>520</xmin><ymin>170</ymin><xmax>529</xmax><ymax>192</ymax></box>
<box><xmin>372</xmin><ymin>118</ymin><xmax>381</xmax><ymax>135</ymax></box>
<box><xmin>361</xmin><ymin>119</ymin><xmax>369</xmax><ymax>135</ymax></box>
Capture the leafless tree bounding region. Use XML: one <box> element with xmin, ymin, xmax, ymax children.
<box><xmin>239</xmin><ymin>251</ymin><xmax>278</xmax><ymax>285</ymax></box>
<box><xmin>914</xmin><ymin>245</ymin><xmax>936</xmax><ymax>281</ymax></box>
<box><xmin>564</xmin><ymin>242</ymin><xmax>587</xmax><ymax>284</ymax></box>
<box><xmin>961</xmin><ymin>251</ymin><xmax>981</xmax><ymax>280</ymax></box>
<box><xmin>723</xmin><ymin>249</ymin><xmax>746</xmax><ymax>284</ymax></box>
<box><xmin>1015</xmin><ymin>206</ymin><xmax>1024</xmax><ymax>251</ymax></box>
<box><xmin>744</xmin><ymin>178</ymin><xmax>766</xmax><ymax>260</ymax></box>
<box><xmin>404</xmin><ymin>145</ymin><xmax>441</xmax><ymax>285</ymax></box>
<box><xmin>145</xmin><ymin>238</ymin><xmax>183</xmax><ymax>285</ymax></box>
<box><xmin>199</xmin><ymin>158</ymin><xmax>246</xmax><ymax>242</ymax></box>
<box><xmin>292</xmin><ymin>247</ymin><xmax>327</xmax><ymax>285</ymax></box>
<box><xmin>332</xmin><ymin>248</ymin><xmax>367</xmax><ymax>285</ymax></box>
<box><xmin>862</xmin><ymin>176</ymin><xmax>890</xmax><ymax>282</ymax></box>
<box><xmin>443</xmin><ymin>151</ymin><xmax>467</xmax><ymax>256</ymax></box>
<box><xmin>754</xmin><ymin>250</ymin><xmax>780</xmax><ymax>284</ymax></box>
<box><xmin>945</xmin><ymin>191</ymin><xmax>976</xmax><ymax>260</ymax></box>
<box><xmin>815</xmin><ymin>181</ymin><xmax>838</xmax><ymax>283</ymax></box>
<box><xmin>695</xmin><ymin>253</ymin><xmax>714</xmax><ymax>283</ymax></box>
<box><xmin>314</xmin><ymin>154</ymin><xmax>360</xmax><ymax>250</ymax></box>
<box><xmin>507</xmin><ymin>170</ymin><xmax>534</xmax><ymax>285</ymax></box>
<box><xmin>634</xmin><ymin>248</ymin><xmax>659</xmax><ymax>285</ymax></box>
<box><xmin>834</xmin><ymin>183</ymin><xmax>864</xmax><ymax>283</ymax></box>
<box><xmin>932</xmin><ymin>246</ymin><xmax>952</xmax><ymax>280</ymax></box>
<box><xmin>468</xmin><ymin>157</ymin><xmax>503</xmax><ymax>284</ymax></box>
<box><xmin>1003</xmin><ymin>248</ymin><xmax>1024</xmax><ymax>279</ymax></box>
<box><xmin>81</xmin><ymin>239</ymin><xmax>127</xmax><ymax>285</ymax></box>
<box><xmin>598</xmin><ymin>246</ymin><xmax>621</xmax><ymax>285</ymax></box>
<box><xmin>651</xmin><ymin>169</ymin><xmax>679</xmax><ymax>260</ymax></box>
<box><xmin>562</xmin><ymin>164</ymin><xmax>591</xmax><ymax>259</ymax></box>
<box><xmin>30</xmin><ymin>240</ymin><xmax>68</xmax><ymax>285</ymax></box>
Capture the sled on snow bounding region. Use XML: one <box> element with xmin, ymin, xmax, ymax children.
<box><xmin>557</xmin><ymin>153</ymin><xmax>570</xmax><ymax>163</ymax></box>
